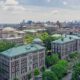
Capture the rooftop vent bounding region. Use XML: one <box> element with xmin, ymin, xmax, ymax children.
<box><xmin>61</xmin><ymin>38</ymin><xmax>64</xmax><ymax>41</ymax></box>
<box><xmin>69</xmin><ymin>37</ymin><xmax>72</xmax><ymax>40</ymax></box>
<box><xmin>25</xmin><ymin>46</ymin><xmax>31</xmax><ymax>50</ymax></box>
<box><xmin>31</xmin><ymin>44</ymin><xmax>34</xmax><ymax>47</ymax></box>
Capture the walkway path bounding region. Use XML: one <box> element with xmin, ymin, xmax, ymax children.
<box><xmin>62</xmin><ymin>72</ymin><xmax>72</xmax><ymax>80</ymax></box>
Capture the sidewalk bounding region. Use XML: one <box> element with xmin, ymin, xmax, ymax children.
<box><xmin>62</xmin><ymin>72</ymin><xmax>72</xmax><ymax>80</ymax></box>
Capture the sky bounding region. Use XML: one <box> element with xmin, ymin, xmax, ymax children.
<box><xmin>0</xmin><ymin>0</ymin><xmax>80</xmax><ymax>23</ymax></box>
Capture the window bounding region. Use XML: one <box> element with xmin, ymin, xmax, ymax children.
<box><xmin>21</xmin><ymin>58</ymin><xmax>27</xmax><ymax>74</ymax></box>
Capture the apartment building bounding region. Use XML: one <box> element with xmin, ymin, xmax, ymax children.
<box><xmin>51</xmin><ymin>35</ymin><xmax>80</xmax><ymax>59</ymax></box>
<box><xmin>0</xmin><ymin>43</ymin><xmax>45</xmax><ymax>80</ymax></box>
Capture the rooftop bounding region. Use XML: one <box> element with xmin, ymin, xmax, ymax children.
<box><xmin>63</xmin><ymin>35</ymin><xmax>80</xmax><ymax>39</ymax></box>
<box><xmin>33</xmin><ymin>38</ymin><xmax>42</xmax><ymax>43</ymax></box>
<box><xmin>0</xmin><ymin>37</ymin><xmax>23</xmax><ymax>40</ymax></box>
<box><xmin>0</xmin><ymin>44</ymin><xmax>45</xmax><ymax>57</ymax></box>
<box><xmin>51</xmin><ymin>34</ymin><xmax>62</xmax><ymax>37</ymax></box>
<box><xmin>23</xmin><ymin>29</ymin><xmax>37</xmax><ymax>33</ymax></box>
<box><xmin>3</xmin><ymin>37</ymin><xmax>23</xmax><ymax>40</ymax></box>
<box><xmin>52</xmin><ymin>35</ymin><xmax>80</xmax><ymax>44</ymax></box>
<box><xmin>2</xmin><ymin>27</ymin><xmax>16</xmax><ymax>32</ymax></box>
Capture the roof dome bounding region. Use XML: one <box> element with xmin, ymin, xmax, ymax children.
<box><xmin>33</xmin><ymin>38</ymin><xmax>44</xmax><ymax>46</ymax></box>
<box><xmin>2</xmin><ymin>27</ymin><xmax>16</xmax><ymax>32</ymax></box>
<box><xmin>33</xmin><ymin>38</ymin><xmax>42</xmax><ymax>43</ymax></box>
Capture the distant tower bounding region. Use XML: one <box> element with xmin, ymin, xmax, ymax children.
<box><xmin>22</xmin><ymin>19</ymin><xmax>25</xmax><ymax>26</ymax></box>
<box><xmin>19</xmin><ymin>19</ymin><xmax>25</xmax><ymax>30</ymax></box>
<box><xmin>56</xmin><ymin>21</ymin><xmax>61</xmax><ymax>28</ymax></box>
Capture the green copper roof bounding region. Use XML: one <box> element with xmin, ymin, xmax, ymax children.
<box><xmin>63</xmin><ymin>35</ymin><xmax>80</xmax><ymax>39</ymax></box>
<box><xmin>52</xmin><ymin>35</ymin><xmax>80</xmax><ymax>44</ymax></box>
<box><xmin>52</xmin><ymin>38</ymin><xmax>75</xmax><ymax>44</ymax></box>
<box><xmin>1</xmin><ymin>44</ymin><xmax>45</xmax><ymax>57</ymax></box>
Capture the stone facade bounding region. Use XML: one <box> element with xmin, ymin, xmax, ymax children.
<box><xmin>0</xmin><ymin>44</ymin><xmax>45</xmax><ymax>80</ymax></box>
<box><xmin>51</xmin><ymin>35</ymin><xmax>80</xmax><ymax>59</ymax></box>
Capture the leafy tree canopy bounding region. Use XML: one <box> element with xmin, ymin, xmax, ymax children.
<box><xmin>42</xmin><ymin>71</ymin><xmax>58</xmax><ymax>80</ymax></box>
<box><xmin>0</xmin><ymin>40</ymin><xmax>15</xmax><ymax>52</ymax></box>
<box><xmin>34</xmin><ymin>68</ymin><xmax>40</xmax><ymax>76</ymax></box>
<box><xmin>51</xmin><ymin>60</ymin><xmax>68</xmax><ymax>79</ymax></box>
<box><xmin>13</xmin><ymin>77</ymin><xmax>19</xmax><ymax>80</ymax></box>
<box><xmin>72</xmin><ymin>63</ymin><xmax>80</xmax><ymax>80</ymax></box>
<box><xmin>24</xmin><ymin>34</ymin><xmax>35</xmax><ymax>44</ymax></box>
<box><xmin>45</xmin><ymin>54</ymin><xmax>59</xmax><ymax>68</ymax></box>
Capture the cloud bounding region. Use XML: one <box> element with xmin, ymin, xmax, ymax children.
<box><xmin>47</xmin><ymin>0</ymin><xmax>51</xmax><ymax>3</ymax></box>
<box><xmin>1</xmin><ymin>6</ymin><xmax>80</xmax><ymax>23</ymax></box>
<box><xmin>0</xmin><ymin>0</ymin><xmax>26</xmax><ymax>11</ymax></box>
<box><xmin>1</xmin><ymin>0</ymin><xmax>80</xmax><ymax>23</ymax></box>
<box><xmin>0</xmin><ymin>1</ymin><xmax>4</xmax><ymax>5</ymax></box>
<box><xmin>62</xmin><ymin>1</ymin><xmax>68</xmax><ymax>6</ymax></box>
<box><xmin>5</xmin><ymin>0</ymin><xmax>18</xmax><ymax>5</ymax></box>
<box><xmin>51</xmin><ymin>9</ymin><xmax>59</xmax><ymax>14</ymax></box>
<box><xmin>18</xmin><ymin>0</ymin><xmax>80</xmax><ymax>9</ymax></box>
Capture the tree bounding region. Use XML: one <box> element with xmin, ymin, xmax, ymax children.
<box><xmin>51</xmin><ymin>60</ymin><xmax>68</xmax><ymax>79</ymax></box>
<box><xmin>45</xmin><ymin>54</ymin><xmax>59</xmax><ymax>68</ymax></box>
<box><xmin>51</xmin><ymin>54</ymin><xmax>59</xmax><ymax>64</ymax></box>
<box><xmin>39</xmin><ymin>32</ymin><xmax>49</xmax><ymax>42</ymax></box>
<box><xmin>24</xmin><ymin>32</ymin><xmax>61</xmax><ymax>50</ymax></box>
<box><xmin>24</xmin><ymin>34</ymin><xmax>35</xmax><ymax>44</ymax></box>
<box><xmin>72</xmin><ymin>63</ymin><xmax>80</xmax><ymax>80</ymax></box>
<box><xmin>34</xmin><ymin>68</ymin><xmax>40</xmax><ymax>77</ymax></box>
<box><xmin>69</xmin><ymin>51</ymin><xmax>78</xmax><ymax>59</ymax></box>
<box><xmin>41</xmin><ymin>66</ymin><xmax>46</xmax><ymax>72</ymax></box>
<box><xmin>13</xmin><ymin>77</ymin><xmax>19</xmax><ymax>80</ymax></box>
<box><xmin>39</xmin><ymin>32</ymin><xmax>51</xmax><ymax>50</ymax></box>
<box><xmin>42</xmin><ymin>71</ymin><xmax>58</xmax><ymax>80</ymax></box>
<box><xmin>28</xmin><ymin>73</ymin><xmax>32</xmax><ymax>80</ymax></box>
<box><xmin>39</xmin><ymin>32</ymin><xmax>61</xmax><ymax>50</ymax></box>
<box><xmin>0</xmin><ymin>40</ymin><xmax>15</xmax><ymax>52</ymax></box>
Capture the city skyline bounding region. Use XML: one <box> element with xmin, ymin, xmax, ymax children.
<box><xmin>0</xmin><ymin>0</ymin><xmax>80</xmax><ymax>23</ymax></box>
